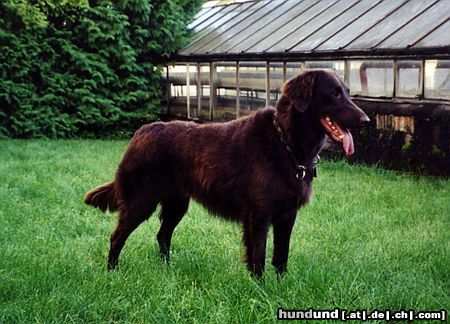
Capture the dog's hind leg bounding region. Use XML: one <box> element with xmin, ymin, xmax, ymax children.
<box><xmin>157</xmin><ymin>195</ymin><xmax>190</xmax><ymax>261</ymax></box>
<box><xmin>108</xmin><ymin>197</ymin><xmax>158</xmax><ymax>270</ymax></box>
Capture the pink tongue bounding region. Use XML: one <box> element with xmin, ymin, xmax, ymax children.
<box><xmin>343</xmin><ymin>130</ymin><xmax>354</xmax><ymax>156</ymax></box>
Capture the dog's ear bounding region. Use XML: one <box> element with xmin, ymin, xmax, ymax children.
<box><xmin>281</xmin><ymin>71</ymin><xmax>316</xmax><ymax>112</ymax></box>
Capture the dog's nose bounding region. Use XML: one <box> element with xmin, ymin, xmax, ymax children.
<box><xmin>360</xmin><ymin>115</ymin><xmax>371</xmax><ymax>126</ymax></box>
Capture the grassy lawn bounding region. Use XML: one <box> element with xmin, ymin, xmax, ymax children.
<box><xmin>1</xmin><ymin>140</ymin><xmax>448</xmax><ymax>322</ymax></box>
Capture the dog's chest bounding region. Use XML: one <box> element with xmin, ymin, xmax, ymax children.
<box><xmin>293</xmin><ymin>180</ymin><xmax>313</xmax><ymax>207</ymax></box>
<box><xmin>274</xmin><ymin>177</ymin><xmax>313</xmax><ymax>214</ymax></box>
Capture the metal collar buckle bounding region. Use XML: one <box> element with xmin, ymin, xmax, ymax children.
<box><xmin>296</xmin><ymin>165</ymin><xmax>306</xmax><ymax>180</ymax></box>
<box><xmin>273</xmin><ymin>114</ymin><xmax>319</xmax><ymax>181</ymax></box>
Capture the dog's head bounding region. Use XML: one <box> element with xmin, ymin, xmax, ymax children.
<box><xmin>282</xmin><ymin>69</ymin><xmax>370</xmax><ymax>156</ymax></box>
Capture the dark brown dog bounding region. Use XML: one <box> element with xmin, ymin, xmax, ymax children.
<box><xmin>85</xmin><ymin>69</ymin><xmax>370</xmax><ymax>277</ymax></box>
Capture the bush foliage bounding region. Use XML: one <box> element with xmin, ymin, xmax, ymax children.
<box><xmin>0</xmin><ymin>0</ymin><xmax>202</xmax><ymax>138</ymax></box>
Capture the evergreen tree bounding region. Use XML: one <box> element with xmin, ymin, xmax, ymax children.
<box><xmin>0</xmin><ymin>0</ymin><xmax>202</xmax><ymax>138</ymax></box>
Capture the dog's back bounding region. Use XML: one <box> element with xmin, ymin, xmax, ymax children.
<box><xmin>118</xmin><ymin>109</ymin><xmax>277</xmax><ymax>219</ymax></box>
<box><xmin>85</xmin><ymin>109</ymin><xmax>275</xmax><ymax>218</ymax></box>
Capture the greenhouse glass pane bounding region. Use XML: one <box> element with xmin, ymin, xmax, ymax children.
<box><xmin>247</xmin><ymin>0</ymin><xmax>332</xmax><ymax>53</ymax></box>
<box><xmin>317</xmin><ymin>0</ymin><xmax>405</xmax><ymax>51</ymax></box>
<box><xmin>193</xmin><ymin>4</ymin><xmax>240</xmax><ymax>33</ymax></box>
<box><xmin>348</xmin><ymin>60</ymin><xmax>394</xmax><ymax>97</ymax></box>
<box><xmin>181</xmin><ymin>6</ymin><xmax>248</xmax><ymax>53</ymax></box>
<box><xmin>269</xmin><ymin>62</ymin><xmax>284</xmax><ymax>106</ymax></box>
<box><xmin>198</xmin><ymin>64</ymin><xmax>210</xmax><ymax>120</ymax></box>
<box><xmin>186</xmin><ymin>64</ymin><xmax>198</xmax><ymax>119</ymax></box>
<box><xmin>346</xmin><ymin>0</ymin><xmax>434</xmax><ymax>49</ymax></box>
<box><xmin>425</xmin><ymin>60</ymin><xmax>450</xmax><ymax>100</ymax></box>
<box><xmin>270</xmin><ymin>0</ymin><xmax>356</xmax><ymax>52</ymax></box>
<box><xmin>414</xmin><ymin>19</ymin><xmax>450</xmax><ymax>48</ymax></box>
<box><xmin>181</xmin><ymin>1</ymin><xmax>263</xmax><ymax>55</ymax></box>
<box><xmin>189</xmin><ymin>6</ymin><xmax>224</xmax><ymax>29</ymax></box>
<box><xmin>239</xmin><ymin>62</ymin><xmax>267</xmax><ymax>115</ymax></box>
<box><xmin>376</xmin><ymin>1</ymin><xmax>448</xmax><ymax>48</ymax></box>
<box><xmin>188</xmin><ymin>7</ymin><xmax>214</xmax><ymax>30</ymax></box>
<box><xmin>232</xmin><ymin>0</ymin><xmax>320</xmax><ymax>53</ymax></box>
<box><xmin>167</xmin><ymin>65</ymin><xmax>188</xmax><ymax>118</ymax></box>
<box><xmin>214</xmin><ymin>0</ymin><xmax>298</xmax><ymax>54</ymax></box>
<box><xmin>292</xmin><ymin>0</ymin><xmax>380</xmax><ymax>51</ymax></box>
<box><xmin>200</xmin><ymin>0</ymin><xmax>283</xmax><ymax>54</ymax></box>
<box><xmin>305</xmin><ymin>61</ymin><xmax>345</xmax><ymax>79</ymax></box>
<box><xmin>216</xmin><ymin>62</ymin><xmax>237</xmax><ymax>121</ymax></box>
<box><xmin>396</xmin><ymin>61</ymin><xmax>423</xmax><ymax>98</ymax></box>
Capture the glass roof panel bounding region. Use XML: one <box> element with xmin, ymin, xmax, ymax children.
<box><xmin>268</xmin><ymin>0</ymin><xmax>358</xmax><ymax>52</ymax></box>
<box><xmin>345</xmin><ymin>0</ymin><xmax>436</xmax><ymax>50</ymax></box>
<box><xmin>189</xmin><ymin>6</ymin><xmax>224</xmax><ymax>30</ymax></box>
<box><xmin>180</xmin><ymin>2</ymin><xmax>257</xmax><ymax>55</ymax></box>
<box><xmin>180</xmin><ymin>0</ymin><xmax>450</xmax><ymax>57</ymax></box>
<box><xmin>211</xmin><ymin>0</ymin><xmax>298</xmax><ymax>54</ymax></box>
<box><xmin>376</xmin><ymin>1</ymin><xmax>449</xmax><ymax>48</ymax></box>
<box><xmin>193</xmin><ymin>3</ymin><xmax>240</xmax><ymax>33</ymax></box>
<box><xmin>247</xmin><ymin>0</ymin><xmax>334</xmax><ymax>53</ymax></box>
<box><xmin>188</xmin><ymin>7</ymin><xmax>212</xmax><ymax>29</ymax></box>
<box><xmin>188</xmin><ymin>7</ymin><xmax>213</xmax><ymax>29</ymax></box>
<box><xmin>413</xmin><ymin>18</ymin><xmax>450</xmax><ymax>48</ymax></box>
<box><xmin>316</xmin><ymin>0</ymin><xmax>407</xmax><ymax>51</ymax></box>
<box><xmin>194</xmin><ymin>0</ymin><xmax>284</xmax><ymax>54</ymax></box>
<box><xmin>229</xmin><ymin>0</ymin><xmax>321</xmax><ymax>53</ymax></box>
<box><xmin>291</xmin><ymin>0</ymin><xmax>381</xmax><ymax>52</ymax></box>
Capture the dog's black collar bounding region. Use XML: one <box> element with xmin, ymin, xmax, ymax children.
<box><xmin>272</xmin><ymin>113</ymin><xmax>319</xmax><ymax>180</ymax></box>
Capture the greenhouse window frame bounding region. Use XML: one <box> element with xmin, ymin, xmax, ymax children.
<box><xmin>165</xmin><ymin>55</ymin><xmax>450</xmax><ymax>121</ymax></box>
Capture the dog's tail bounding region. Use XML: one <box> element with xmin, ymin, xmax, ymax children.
<box><xmin>84</xmin><ymin>181</ymin><xmax>120</xmax><ymax>213</ymax></box>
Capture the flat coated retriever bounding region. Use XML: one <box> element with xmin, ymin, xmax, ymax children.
<box><xmin>85</xmin><ymin>69</ymin><xmax>370</xmax><ymax>277</ymax></box>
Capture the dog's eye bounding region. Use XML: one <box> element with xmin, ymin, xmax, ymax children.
<box><xmin>333</xmin><ymin>91</ymin><xmax>341</xmax><ymax>99</ymax></box>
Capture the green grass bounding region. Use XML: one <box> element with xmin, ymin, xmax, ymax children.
<box><xmin>0</xmin><ymin>140</ymin><xmax>449</xmax><ymax>323</ymax></box>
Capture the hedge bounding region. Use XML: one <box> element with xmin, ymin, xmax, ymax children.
<box><xmin>0</xmin><ymin>0</ymin><xmax>202</xmax><ymax>138</ymax></box>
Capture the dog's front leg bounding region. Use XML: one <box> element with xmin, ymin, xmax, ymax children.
<box><xmin>243</xmin><ymin>216</ymin><xmax>270</xmax><ymax>277</ymax></box>
<box><xmin>272</xmin><ymin>210</ymin><xmax>297</xmax><ymax>275</ymax></box>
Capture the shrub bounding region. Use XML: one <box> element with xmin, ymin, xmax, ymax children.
<box><xmin>0</xmin><ymin>0</ymin><xmax>202</xmax><ymax>138</ymax></box>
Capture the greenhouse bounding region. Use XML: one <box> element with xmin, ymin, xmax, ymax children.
<box><xmin>163</xmin><ymin>0</ymin><xmax>450</xmax><ymax>175</ymax></box>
